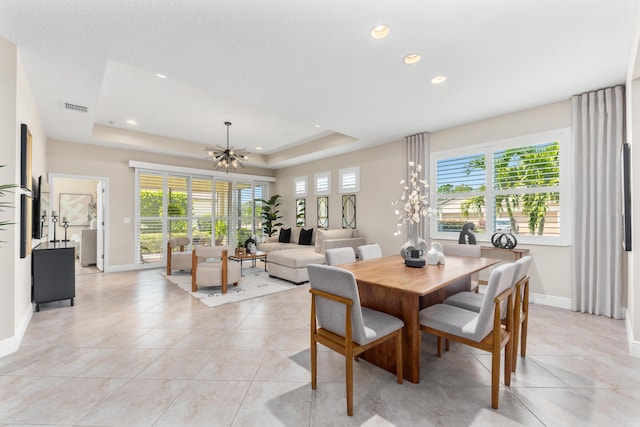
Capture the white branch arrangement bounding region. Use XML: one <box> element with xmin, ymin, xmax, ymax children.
<box><xmin>392</xmin><ymin>161</ymin><xmax>434</xmax><ymax>236</ymax></box>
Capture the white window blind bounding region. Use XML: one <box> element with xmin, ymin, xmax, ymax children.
<box><xmin>431</xmin><ymin>129</ymin><xmax>571</xmax><ymax>245</ymax></box>
<box><xmin>294</xmin><ymin>176</ymin><xmax>308</xmax><ymax>197</ymax></box>
<box><xmin>339</xmin><ymin>166</ymin><xmax>360</xmax><ymax>193</ymax></box>
<box><xmin>314</xmin><ymin>172</ymin><xmax>331</xmax><ymax>196</ymax></box>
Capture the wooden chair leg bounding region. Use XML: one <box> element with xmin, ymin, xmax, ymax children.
<box><xmin>437</xmin><ymin>336</ymin><xmax>443</xmax><ymax>357</ymax></box>
<box><xmin>311</xmin><ymin>338</ymin><xmax>317</xmax><ymax>390</ymax></box>
<box><xmin>395</xmin><ymin>330</ymin><xmax>403</xmax><ymax>384</ymax></box>
<box><xmin>445</xmin><ymin>338</ymin><xmax>450</xmax><ymax>352</ymax></box>
<box><xmin>521</xmin><ymin>314</ymin><xmax>528</xmax><ymax>357</ymax></box>
<box><xmin>504</xmin><ymin>335</ymin><xmax>512</xmax><ymax>386</ymax></box>
<box><xmin>346</xmin><ymin>349</ymin><xmax>354</xmax><ymax>416</ymax></box>
<box><xmin>491</xmin><ymin>344</ymin><xmax>500</xmax><ymax>409</ymax></box>
<box><xmin>512</xmin><ymin>310</ymin><xmax>521</xmax><ymax>372</ymax></box>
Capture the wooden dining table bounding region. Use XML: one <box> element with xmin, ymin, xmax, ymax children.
<box><xmin>340</xmin><ymin>254</ymin><xmax>500</xmax><ymax>384</ymax></box>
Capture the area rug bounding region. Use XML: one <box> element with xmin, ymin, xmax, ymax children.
<box><xmin>161</xmin><ymin>267</ymin><xmax>298</xmax><ymax>307</ymax></box>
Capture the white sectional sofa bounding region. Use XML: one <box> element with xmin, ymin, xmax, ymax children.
<box><xmin>259</xmin><ymin>227</ymin><xmax>365</xmax><ymax>284</ymax></box>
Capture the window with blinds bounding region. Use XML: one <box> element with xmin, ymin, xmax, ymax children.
<box><xmin>339</xmin><ymin>166</ymin><xmax>359</xmax><ymax>193</ymax></box>
<box><xmin>294</xmin><ymin>176</ymin><xmax>307</xmax><ymax>197</ymax></box>
<box><xmin>314</xmin><ymin>172</ymin><xmax>331</xmax><ymax>196</ymax></box>
<box><xmin>135</xmin><ymin>169</ymin><xmax>271</xmax><ymax>264</ymax></box>
<box><xmin>431</xmin><ymin>130</ymin><xmax>570</xmax><ymax>244</ymax></box>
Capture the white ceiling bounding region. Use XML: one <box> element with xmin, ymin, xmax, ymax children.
<box><xmin>0</xmin><ymin>0</ymin><xmax>637</xmax><ymax>169</ymax></box>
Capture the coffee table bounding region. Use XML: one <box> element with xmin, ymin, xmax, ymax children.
<box><xmin>229</xmin><ymin>251</ymin><xmax>268</xmax><ymax>275</ymax></box>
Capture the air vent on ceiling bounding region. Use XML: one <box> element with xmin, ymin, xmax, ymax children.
<box><xmin>64</xmin><ymin>102</ymin><xmax>88</xmax><ymax>113</ymax></box>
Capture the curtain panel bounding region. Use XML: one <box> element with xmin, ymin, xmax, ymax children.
<box><xmin>572</xmin><ymin>86</ymin><xmax>624</xmax><ymax>319</ymax></box>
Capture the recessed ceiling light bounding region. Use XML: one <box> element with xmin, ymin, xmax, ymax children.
<box><xmin>370</xmin><ymin>25</ymin><xmax>390</xmax><ymax>39</ymax></box>
<box><xmin>155</xmin><ymin>73</ymin><xmax>167</xmax><ymax>79</ymax></box>
<box><xmin>126</xmin><ymin>119</ymin><xmax>137</xmax><ymax>125</ymax></box>
<box><xmin>256</xmin><ymin>147</ymin><xmax>263</xmax><ymax>151</ymax></box>
<box><xmin>315</xmin><ymin>124</ymin><xmax>321</xmax><ymax>128</ymax></box>
<box><xmin>431</xmin><ymin>75</ymin><xmax>447</xmax><ymax>85</ymax></box>
<box><xmin>403</xmin><ymin>53</ymin><xmax>421</xmax><ymax>65</ymax></box>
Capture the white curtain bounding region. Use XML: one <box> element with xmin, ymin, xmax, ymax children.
<box><xmin>404</xmin><ymin>132</ymin><xmax>430</xmax><ymax>240</ymax></box>
<box><xmin>572</xmin><ymin>86</ymin><xmax>624</xmax><ymax>319</ymax></box>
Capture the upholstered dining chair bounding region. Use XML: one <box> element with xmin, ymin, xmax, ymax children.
<box><xmin>442</xmin><ymin>255</ymin><xmax>532</xmax><ymax>371</ymax></box>
<box><xmin>307</xmin><ymin>264</ymin><xmax>404</xmax><ymax>416</ymax></box>
<box><xmin>191</xmin><ymin>245</ymin><xmax>241</xmax><ymax>293</ymax></box>
<box><xmin>419</xmin><ymin>262</ymin><xmax>517</xmax><ymax>409</ymax></box>
<box><xmin>442</xmin><ymin>243</ymin><xmax>482</xmax><ymax>292</ymax></box>
<box><xmin>325</xmin><ymin>247</ymin><xmax>356</xmax><ymax>266</ymax></box>
<box><xmin>166</xmin><ymin>237</ymin><xmax>193</xmax><ymax>275</ymax></box>
<box><xmin>356</xmin><ymin>243</ymin><xmax>383</xmax><ymax>261</ymax></box>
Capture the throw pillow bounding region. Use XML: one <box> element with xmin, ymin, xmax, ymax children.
<box><xmin>278</xmin><ymin>228</ymin><xmax>291</xmax><ymax>243</ymax></box>
<box><xmin>299</xmin><ymin>228</ymin><xmax>313</xmax><ymax>245</ymax></box>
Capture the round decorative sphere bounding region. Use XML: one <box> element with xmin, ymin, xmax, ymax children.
<box><xmin>491</xmin><ymin>232</ymin><xmax>518</xmax><ymax>249</ymax></box>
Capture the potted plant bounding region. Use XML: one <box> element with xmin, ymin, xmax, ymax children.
<box><xmin>260</xmin><ymin>194</ymin><xmax>283</xmax><ymax>238</ymax></box>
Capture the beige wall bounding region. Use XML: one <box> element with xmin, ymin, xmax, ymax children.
<box><xmin>274</xmin><ymin>100</ymin><xmax>575</xmax><ymax>307</ymax></box>
<box><xmin>430</xmin><ymin>100</ymin><xmax>573</xmax><ymax>304</ymax></box>
<box><xmin>274</xmin><ymin>140</ymin><xmax>405</xmax><ymax>256</ymax></box>
<box><xmin>0</xmin><ymin>39</ymin><xmax>47</xmax><ymax>355</ymax></box>
<box><xmin>47</xmin><ymin>140</ymin><xmax>275</xmax><ymax>269</ymax></box>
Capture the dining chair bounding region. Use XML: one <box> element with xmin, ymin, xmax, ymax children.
<box><xmin>307</xmin><ymin>264</ymin><xmax>404</xmax><ymax>416</ymax></box>
<box><xmin>166</xmin><ymin>237</ymin><xmax>193</xmax><ymax>275</ymax></box>
<box><xmin>356</xmin><ymin>243</ymin><xmax>383</xmax><ymax>260</ymax></box>
<box><xmin>419</xmin><ymin>262</ymin><xmax>517</xmax><ymax>409</ymax></box>
<box><xmin>325</xmin><ymin>247</ymin><xmax>356</xmax><ymax>266</ymax></box>
<box><xmin>191</xmin><ymin>246</ymin><xmax>241</xmax><ymax>293</ymax></box>
<box><xmin>442</xmin><ymin>255</ymin><xmax>532</xmax><ymax>371</ymax></box>
<box><xmin>442</xmin><ymin>243</ymin><xmax>482</xmax><ymax>292</ymax></box>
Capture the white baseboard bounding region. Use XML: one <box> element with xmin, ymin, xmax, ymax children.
<box><xmin>104</xmin><ymin>263</ymin><xmax>159</xmax><ymax>273</ymax></box>
<box><xmin>529</xmin><ymin>292</ymin><xmax>572</xmax><ymax>309</ymax></box>
<box><xmin>0</xmin><ymin>304</ymin><xmax>33</xmax><ymax>359</ymax></box>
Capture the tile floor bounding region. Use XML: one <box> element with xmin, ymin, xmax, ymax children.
<box><xmin>1</xmin><ymin>268</ymin><xmax>639</xmax><ymax>426</ymax></box>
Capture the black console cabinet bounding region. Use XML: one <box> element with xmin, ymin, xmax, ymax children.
<box><xmin>32</xmin><ymin>241</ymin><xmax>75</xmax><ymax>312</ymax></box>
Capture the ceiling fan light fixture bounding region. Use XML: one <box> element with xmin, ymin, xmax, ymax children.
<box><xmin>204</xmin><ymin>121</ymin><xmax>249</xmax><ymax>173</ymax></box>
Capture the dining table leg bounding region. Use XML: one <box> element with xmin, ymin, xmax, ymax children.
<box><xmin>356</xmin><ymin>281</ymin><xmax>422</xmax><ymax>384</ymax></box>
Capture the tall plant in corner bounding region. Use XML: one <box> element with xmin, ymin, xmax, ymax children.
<box><xmin>0</xmin><ymin>165</ymin><xmax>16</xmax><ymax>244</ymax></box>
<box><xmin>260</xmin><ymin>194</ymin><xmax>283</xmax><ymax>238</ymax></box>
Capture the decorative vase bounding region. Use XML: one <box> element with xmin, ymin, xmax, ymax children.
<box><xmin>426</xmin><ymin>242</ymin><xmax>445</xmax><ymax>265</ymax></box>
<box><xmin>400</xmin><ymin>221</ymin><xmax>428</xmax><ymax>258</ymax></box>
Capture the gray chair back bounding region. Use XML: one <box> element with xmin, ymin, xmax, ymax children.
<box><xmin>357</xmin><ymin>244</ymin><xmax>383</xmax><ymax>260</ymax></box>
<box><xmin>513</xmin><ymin>255</ymin><xmax>532</xmax><ymax>290</ymax></box>
<box><xmin>325</xmin><ymin>247</ymin><xmax>356</xmax><ymax>266</ymax></box>
<box><xmin>308</xmin><ymin>264</ymin><xmax>368</xmax><ymax>344</ymax></box>
<box><xmin>469</xmin><ymin>262</ymin><xmax>517</xmax><ymax>341</ymax></box>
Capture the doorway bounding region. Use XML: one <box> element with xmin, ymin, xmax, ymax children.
<box><xmin>48</xmin><ymin>173</ymin><xmax>108</xmax><ymax>274</ymax></box>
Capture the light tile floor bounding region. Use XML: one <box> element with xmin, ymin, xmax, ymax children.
<box><xmin>1</xmin><ymin>268</ymin><xmax>639</xmax><ymax>426</ymax></box>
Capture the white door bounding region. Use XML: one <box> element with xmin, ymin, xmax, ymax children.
<box><xmin>96</xmin><ymin>180</ymin><xmax>104</xmax><ymax>271</ymax></box>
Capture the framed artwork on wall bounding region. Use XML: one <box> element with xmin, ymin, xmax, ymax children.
<box><xmin>20</xmin><ymin>194</ymin><xmax>32</xmax><ymax>258</ymax></box>
<box><xmin>342</xmin><ymin>194</ymin><xmax>356</xmax><ymax>229</ymax></box>
<box><xmin>317</xmin><ymin>196</ymin><xmax>328</xmax><ymax>228</ymax></box>
<box><xmin>20</xmin><ymin>124</ymin><xmax>32</xmax><ymax>191</ymax></box>
<box><xmin>59</xmin><ymin>193</ymin><xmax>92</xmax><ymax>227</ymax></box>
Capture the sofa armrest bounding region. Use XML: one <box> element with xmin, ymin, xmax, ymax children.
<box><xmin>320</xmin><ymin>237</ymin><xmax>366</xmax><ymax>254</ymax></box>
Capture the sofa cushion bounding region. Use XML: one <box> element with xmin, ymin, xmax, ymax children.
<box><xmin>299</xmin><ymin>228</ymin><xmax>313</xmax><ymax>245</ymax></box>
<box><xmin>314</xmin><ymin>228</ymin><xmax>356</xmax><ymax>252</ymax></box>
<box><xmin>278</xmin><ymin>228</ymin><xmax>291</xmax><ymax>243</ymax></box>
<box><xmin>267</xmin><ymin>248</ymin><xmax>325</xmax><ymax>269</ymax></box>
<box><xmin>289</xmin><ymin>226</ymin><xmax>302</xmax><ymax>244</ymax></box>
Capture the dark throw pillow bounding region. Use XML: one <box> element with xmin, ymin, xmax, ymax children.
<box><xmin>278</xmin><ymin>228</ymin><xmax>291</xmax><ymax>243</ymax></box>
<box><xmin>299</xmin><ymin>228</ymin><xmax>313</xmax><ymax>245</ymax></box>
